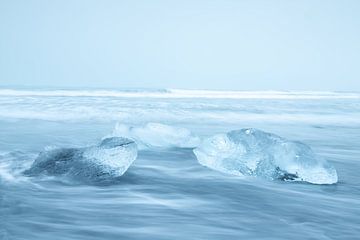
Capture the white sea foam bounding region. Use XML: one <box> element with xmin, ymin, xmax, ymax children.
<box><xmin>0</xmin><ymin>162</ymin><xmax>16</xmax><ymax>182</ymax></box>
<box><xmin>0</xmin><ymin>151</ymin><xmax>34</xmax><ymax>183</ymax></box>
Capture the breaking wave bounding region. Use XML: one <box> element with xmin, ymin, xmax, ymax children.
<box><xmin>0</xmin><ymin>88</ymin><xmax>359</xmax><ymax>99</ymax></box>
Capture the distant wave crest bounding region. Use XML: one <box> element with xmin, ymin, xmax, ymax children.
<box><xmin>0</xmin><ymin>88</ymin><xmax>359</xmax><ymax>99</ymax></box>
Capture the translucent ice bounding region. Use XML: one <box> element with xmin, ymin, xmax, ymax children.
<box><xmin>24</xmin><ymin>137</ymin><xmax>137</xmax><ymax>182</ymax></box>
<box><xmin>193</xmin><ymin>128</ymin><xmax>338</xmax><ymax>184</ymax></box>
<box><xmin>112</xmin><ymin>122</ymin><xmax>201</xmax><ymax>149</ymax></box>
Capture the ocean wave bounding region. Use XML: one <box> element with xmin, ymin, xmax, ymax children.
<box><xmin>1</xmin><ymin>88</ymin><xmax>359</xmax><ymax>124</ymax></box>
<box><xmin>0</xmin><ymin>108</ymin><xmax>359</xmax><ymax>126</ymax></box>
<box><xmin>111</xmin><ymin>123</ymin><xmax>201</xmax><ymax>149</ymax></box>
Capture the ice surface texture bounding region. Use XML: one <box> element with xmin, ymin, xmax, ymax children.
<box><xmin>112</xmin><ymin>123</ymin><xmax>200</xmax><ymax>149</ymax></box>
<box><xmin>24</xmin><ymin>137</ymin><xmax>137</xmax><ymax>182</ymax></box>
<box><xmin>193</xmin><ymin>128</ymin><xmax>338</xmax><ymax>184</ymax></box>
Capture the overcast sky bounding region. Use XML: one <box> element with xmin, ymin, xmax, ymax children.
<box><xmin>0</xmin><ymin>0</ymin><xmax>359</xmax><ymax>90</ymax></box>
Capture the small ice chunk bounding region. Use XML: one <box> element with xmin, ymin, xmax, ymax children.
<box><xmin>193</xmin><ymin>128</ymin><xmax>338</xmax><ymax>184</ymax></box>
<box><xmin>112</xmin><ymin>122</ymin><xmax>201</xmax><ymax>149</ymax></box>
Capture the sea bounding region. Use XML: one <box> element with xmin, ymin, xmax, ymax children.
<box><xmin>0</xmin><ymin>88</ymin><xmax>359</xmax><ymax>240</ymax></box>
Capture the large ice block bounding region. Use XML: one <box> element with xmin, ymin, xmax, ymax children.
<box><xmin>193</xmin><ymin>128</ymin><xmax>338</xmax><ymax>184</ymax></box>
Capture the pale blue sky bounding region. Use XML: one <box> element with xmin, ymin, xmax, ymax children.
<box><xmin>0</xmin><ymin>0</ymin><xmax>359</xmax><ymax>90</ymax></box>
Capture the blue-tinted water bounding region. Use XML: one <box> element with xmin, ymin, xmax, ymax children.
<box><xmin>0</xmin><ymin>89</ymin><xmax>359</xmax><ymax>239</ymax></box>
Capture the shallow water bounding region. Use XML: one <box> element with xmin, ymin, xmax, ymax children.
<box><xmin>0</xmin><ymin>89</ymin><xmax>359</xmax><ymax>239</ymax></box>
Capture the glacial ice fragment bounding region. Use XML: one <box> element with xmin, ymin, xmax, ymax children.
<box><xmin>24</xmin><ymin>137</ymin><xmax>137</xmax><ymax>182</ymax></box>
<box><xmin>112</xmin><ymin>122</ymin><xmax>201</xmax><ymax>149</ymax></box>
<box><xmin>193</xmin><ymin>128</ymin><xmax>338</xmax><ymax>184</ymax></box>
